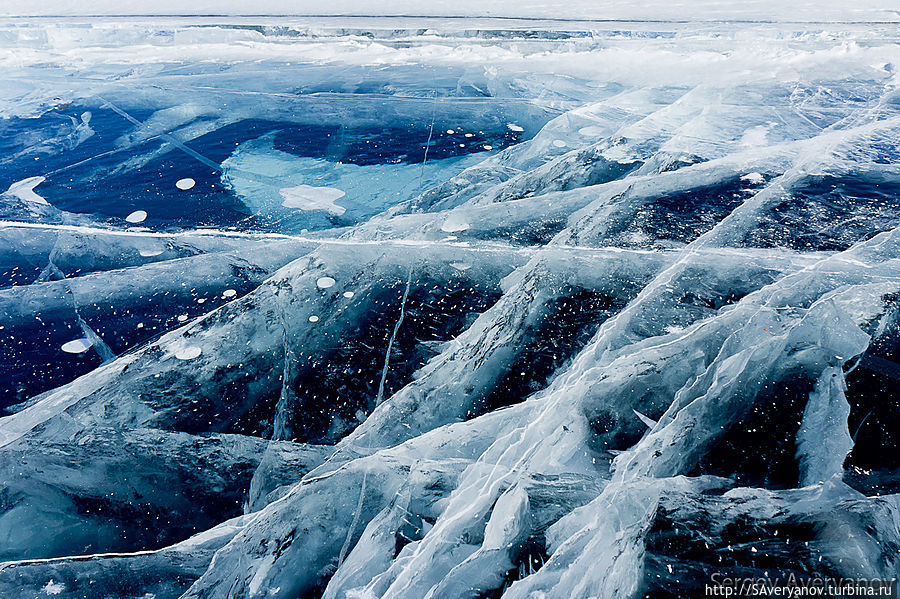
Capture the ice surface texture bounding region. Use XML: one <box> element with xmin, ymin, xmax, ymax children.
<box><xmin>1</xmin><ymin>13</ymin><xmax>900</xmax><ymax>599</ymax></box>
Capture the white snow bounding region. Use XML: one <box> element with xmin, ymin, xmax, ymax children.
<box><xmin>41</xmin><ymin>579</ymin><xmax>64</xmax><ymax>595</ymax></box>
<box><xmin>741</xmin><ymin>172</ymin><xmax>765</xmax><ymax>184</ymax></box>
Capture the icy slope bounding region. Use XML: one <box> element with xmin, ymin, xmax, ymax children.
<box><xmin>0</xmin><ymin>15</ymin><xmax>899</xmax><ymax>599</ymax></box>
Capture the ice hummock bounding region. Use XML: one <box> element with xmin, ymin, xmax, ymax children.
<box><xmin>1</xmin><ymin>10</ymin><xmax>900</xmax><ymax>599</ymax></box>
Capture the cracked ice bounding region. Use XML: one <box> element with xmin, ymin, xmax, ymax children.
<box><xmin>0</xmin><ymin>4</ymin><xmax>899</xmax><ymax>599</ymax></box>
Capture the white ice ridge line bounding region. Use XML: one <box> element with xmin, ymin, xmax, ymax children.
<box><xmin>0</xmin><ymin>549</ymin><xmax>158</xmax><ymax>572</ymax></box>
<box><xmin>0</xmin><ymin>221</ymin><xmax>837</xmax><ymax>266</ymax></box>
<box><xmin>374</xmin><ymin>265</ymin><xmax>413</xmax><ymax>408</ymax></box>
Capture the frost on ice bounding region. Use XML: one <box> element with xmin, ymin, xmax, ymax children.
<box><xmin>1</xmin><ymin>8</ymin><xmax>900</xmax><ymax>599</ymax></box>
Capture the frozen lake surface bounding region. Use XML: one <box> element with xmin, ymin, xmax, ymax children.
<box><xmin>0</xmin><ymin>7</ymin><xmax>899</xmax><ymax>599</ymax></box>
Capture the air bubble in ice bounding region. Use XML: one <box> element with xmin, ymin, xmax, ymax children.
<box><xmin>175</xmin><ymin>346</ymin><xmax>202</xmax><ymax>360</ymax></box>
<box><xmin>61</xmin><ymin>339</ymin><xmax>92</xmax><ymax>354</ymax></box>
<box><xmin>125</xmin><ymin>210</ymin><xmax>147</xmax><ymax>224</ymax></box>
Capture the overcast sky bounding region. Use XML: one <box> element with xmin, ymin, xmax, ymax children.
<box><xmin>1</xmin><ymin>1</ymin><xmax>898</xmax><ymax>21</ymax></box>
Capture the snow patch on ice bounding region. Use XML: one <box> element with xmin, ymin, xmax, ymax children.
<box><xmin>740</xmin><ymin>124</ymin><xmax>772</xmax><ymax>147</ymax></box>
<box><xmin>42</xmin><ymin>579</ymin><xmax>64</xmax><ymax>595</ymax></box>
<box><xmin>741</xmin><ymin>172</ymin><xmax>766</xmax><ymax>184</ymax></box>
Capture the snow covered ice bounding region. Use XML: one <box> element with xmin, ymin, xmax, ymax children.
<box><xmin>1</xmin><ymin>2</ymin><xmax>900</xmax><ymax>598</ymax></box>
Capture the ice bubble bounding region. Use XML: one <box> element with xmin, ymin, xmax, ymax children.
<box><xmin>507</xmin><ymin>123</ymin><xmax>524</xmax><ymax>132</ymax></box>
<box><xmin>175</xmin><ymin>346</ymin><xmax>202</xmax><ymax>360</ymax></box>
<box><xmin>578</xmin><ymin>125</ymin><xmax>605</xmax><ymax>136</ymax></box>
<box><xmin>61</xmin><ymin>338</ymin><xmax>92</xmax><ymax>354</ymax></box>
<box><xmin>177</xmin><ymin>315</ymin><xmax>188</xmax><ymax>322</ymax></box>
<box><xmin>553</xmin><ymin>139</ymin><xmax>567</xmax><ymax>147</ymax></box>
<box><xmin>125</xmin><ymin>210</ymin><xmax>147</xmax><ymax>223</ymax></box>
<box><xmin>316</xmin><ymin>276</ymin><xmax>336</xmax><ymax>289</ymax></box>
<box><xmin>139</xmin><ymin>249</ymin><xmax>164</xmax><ymax>257</ymax></box>
<box><xmin>483</xmin><ymin>145</ymin><xmax>493</xmax><ymax>150</ymax></box>
<box><xmin>446</xmin><ymin>129</ymin><xmax>455</xmax><ymax>134</ymax></box>
<box><xmin>176</xmin><ymin>178</ymin><xmax>196</xmax><ymax>190</ymax></box>
<box><xmin>223</xmin><ymin>289</ymin><xmax>237</xmax><ymax>298</ymax></box>
<box><xmin>343</xmin><ymin>291</ymin><xmax>355</xmax><ymax>299</ymax></box>
<box><xmin>308</xmin><ymin>315</ymin><xmax>320</xmax><ymax>323</ymax></box>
